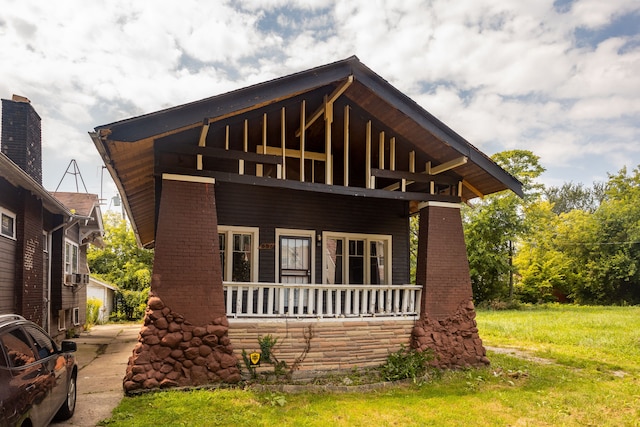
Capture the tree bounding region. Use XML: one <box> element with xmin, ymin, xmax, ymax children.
<box><xmin>463</xmin><ymin>150</ymin><xmax>544</xmax><ymax>303</ymax></box>
<box><xmin>88</xmin><ymin>211</ymin><xmax>154</xmax><ymax>319</ymax></box>
<box><xmin>574</xmin><ymin>166</ymin><xmax>640</xmax><ymax>304</ymax></box>
<box><xmin>544</xmin><ymin>182</ymin><xmax>599</xmax><ymax>214</ymax></box>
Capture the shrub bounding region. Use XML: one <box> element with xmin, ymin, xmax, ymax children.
<box><xmin>379</xmin><ymin>345</ymin><xmax>433</xmax><ymax>382</ymax></box>
<box><xmin>86</xmin><ymin>297</ymin><xmax>102</xmax><ymax>327</ymax></box>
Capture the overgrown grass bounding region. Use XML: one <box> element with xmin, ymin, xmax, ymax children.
<box><xmin>478</xmin><ymin>304</ymin><xmax>640</xmax><ymax>374</ymax></box>
<box><xmin>101</xmin><ymin>305</ymin><xmax>640</xmax><ymax>426</ymax></box>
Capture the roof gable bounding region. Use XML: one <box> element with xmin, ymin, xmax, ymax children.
<box><xmin>92</xmin><ymin>56</ymin><xmax>522</xmax><ymax>247</ymax></box>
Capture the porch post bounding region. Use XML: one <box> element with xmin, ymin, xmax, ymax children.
<box><xmin>412</xmin><ymin>202</ymin><xmax>489</xmax><ymax>368</ymax></box>
<box><xmin>123</xmin><ymin>175</ymin><xmax>240</xmax><ymax>393</ymax></box>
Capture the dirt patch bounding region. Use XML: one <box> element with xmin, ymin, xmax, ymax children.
<box><xmin>485</xmin><ymin>346</ymin><xmax>555</xmax><ymax>365</ymax></box>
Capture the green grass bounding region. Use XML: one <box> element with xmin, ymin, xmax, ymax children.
<box><xmin>101</xmin><ymin>305</ymin><xmax>640</xmax><ymax>426</ymax></box>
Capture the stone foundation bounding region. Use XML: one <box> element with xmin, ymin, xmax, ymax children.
<box><xmin>229</xmin><ymin>318</ymin><xmax>416</xmax><ymax>377</ymax></box>
<box><xmin>412</xmin><ymin>299</ymin><xmax>489</xmax><ymax>368</ymax></box>
<box><xmin>123</xmin><ymin>295</ymin><xmax>241</xmax><ymax>393</ymax></box>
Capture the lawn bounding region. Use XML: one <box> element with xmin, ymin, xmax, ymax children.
<box><xmin>101</xmin><ymin>305</ymin><xmax>640</xmax><ymax>426</ymax></box>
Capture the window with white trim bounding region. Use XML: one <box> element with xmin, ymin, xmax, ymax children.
<box><xmin>0</xmin><ymin>207</ymin><xmax>16</xmax><ymax>240</ymax></box>
<box><xmin>72</xmin><ymin>307</ymin><xmax>80</xmax><ymax>326</ymax></box>
<box><xmin>58</xmin><ymin>309</ymin><xmax>66</xmax><ymax>331</ymax></box>
<box><xmin>218</xmin><ymin>226</ymin><xmax>259</xmax><ymax>282</ymax></box>
<box><xmin>323</xmin><ymin>232</ymin><xmax>392</xmax><ymax>285</ymax></box>
<box><xmin>65</xmin><ymin>240</ymin><xmax>79</xmax><ymax>274</ymax></box>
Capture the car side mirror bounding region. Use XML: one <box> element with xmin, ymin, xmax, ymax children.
<box><xmin>60</xmin><ymin>340</ymin><xmax>77</xmax><ymax>353</ymax></box>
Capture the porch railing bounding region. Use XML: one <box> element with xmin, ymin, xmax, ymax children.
<box><xmin>223</xmin><ymin>282</ymin><xmax>422</xmax><ymax>318</ymax></box>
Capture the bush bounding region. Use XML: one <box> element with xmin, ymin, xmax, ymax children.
<box><xmin>86</xmin><ymin>297</ymin><xmax>102</xmax><ymax>327</ymax></box>
<box><xmin>379</xmin><ymin>345</ymin><xmax>433</xmax><ymax>382</ymax></box>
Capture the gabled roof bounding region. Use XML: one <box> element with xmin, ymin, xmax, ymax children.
<box><xmin>52</xmin><ymin>192</ymin><xmax>100</xmax><ymax>218</ymax></box>
<box><xmin>53</xmin><ymin>192</ymin><xmax>105</xmax><ymax>248</ymax></box>
<box><xmin>92</xmin><ymin>56</ymin><xmax>522</xmax><ymax>248</ymax></box>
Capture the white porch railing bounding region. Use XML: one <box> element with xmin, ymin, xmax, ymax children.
<box><xmin>223</xmin><ymin>282</ymin><xmax>422</xmax><ymax>318</ymax></box>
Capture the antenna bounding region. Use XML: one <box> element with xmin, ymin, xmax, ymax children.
<box><xmin>55</xmin><ymin>159</ymin><xmax>89</xmax><ymax>193</ymax></box>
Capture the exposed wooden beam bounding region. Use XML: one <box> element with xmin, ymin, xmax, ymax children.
<box><xmin>372</xmin><ymin>168</ymin><xmax>459</xmax><ymax>185</ymax></box>
<box><xmin>240</xmin><ymin>119</ymin><xmax>248</xmax><ymax>175</ymax></box>
<box><xmin>295</xmin><ymin>75</ymin><xmax>354</xmax><ymax>137</ymax></box>
<box><xmin>390</xmin><ymin>137</ymin><xmax>396</xmax><ymax>171</ymax></box>
<box><xmin>300</xmin><ymin>100</ymin><xmax>306</xmax><ymax>182</ymax></box>
<box><xmin>158</xmin><ymin>166</ymin><xmax>461</xmax><ymax>204</ymax></box>
<box><xmin>325</xmin><ymin>95</ymin><xmax>332</xmax><ymax>185</ymax></box>
<box><xmin>463</xmin><ymin>179</ymin><xmax>485</xmax><ymax>198</ymax></box>
<box><xmin>344</xmin><ymin>105</ymin><xmax>350</xmax><ymax>187</ymax></box>
<box><xmin>256</xmin><ymin>145</ymin><xmax>327</xmax><ymax>162</ymax></box>
<box><xmin>281</xmin><ymin>107</ymin><xmax>286</xmax><ymax>180</ymax></box>
<box><xmin>430</xmin><ymin>156</ymin><xmax>468</xmax><ymax>175</ymax></box>
<box><xmin>366</xmin><ymin>120</ymin><xmax>372</xmax><ymax>189</ymax></box>
<box><xmin>379</xmin><ymin>131</ymin><xmax>385</xmax><ymax>170</ymax></box>
<box><xmin>257</xmin><ymin>113</ymin><xmax>267</xmax><ymax>177</ymax></box>
<box><xmin>159</xmin><ymin>145</ymin><xmax>283</xmax><ymax>165</ymax></box>
<box><xmin>197</xmin><ymin>118</ymin><xmax>209</xmax><ymax>170</ymax></box>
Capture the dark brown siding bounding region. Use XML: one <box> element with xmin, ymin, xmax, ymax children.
<box><xmin>0</xmin><ymin>178</ymin><xmax>19</xmax><ymax>313</ymax></box>
<box><xmin>215</xmin><ymin>182</ymin><xmax>410</xmax><ymax>284</ymax></box>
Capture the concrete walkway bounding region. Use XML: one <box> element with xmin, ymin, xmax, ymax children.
<box><xmin>51</xmin><ymin>323</ymin><xmax>141</xmax><ymax>426</ymax></box>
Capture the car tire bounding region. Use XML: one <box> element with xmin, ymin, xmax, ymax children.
<box><xmin>55</xmin><ymin>374</ymin><xmax>77</xmax><ymax>420</ymax></box>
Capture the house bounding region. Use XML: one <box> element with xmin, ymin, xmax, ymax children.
<box><xmin>87</xmin><ymin>276</ymin><xmax>117</xmax><ymax>323</ymax></box>
<box><xmin>0</xmin><ymin>95</ymin><xmax>104</xmax><ymax>340</ymax></box>
<box><xmin>91</xmin><ymin>57</ymin><xmax>522</xmax><ymax>392</ymax></box>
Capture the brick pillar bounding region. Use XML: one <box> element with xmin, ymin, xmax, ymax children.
<box><xmin>412</xmin><ymin>202</ymin><xmax>489</xmax><ymax>368</ymax></box>
<box><xmin>124</xmin><ymin>175</ymin><xmax>240</xmax><ymax>393</ymax></box>
<box><xmin>16</xmin><ymin>191</ymin><xmax>44</xmax><ymax>324</ymax></box>
<box><xmin>150</xmin><ymin>177</ymin><xmax>225</xmax><ymax>322</ymax></box>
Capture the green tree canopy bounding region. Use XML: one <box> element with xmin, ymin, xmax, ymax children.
<box><xmin>463</xmin><ymin>149</ymin><xmax>545</xmax><ymax>303</ymax></box>
<box><xmin>88</xmin><ymin>211</ymin><xmax>154</xmax><ymax>291</ymax></box>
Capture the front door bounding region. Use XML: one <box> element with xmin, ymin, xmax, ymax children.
<box><xmin>279</xmin><ymin>236</ymin><xmax>312</xmax><ymax>314</ymax></box>
<box><xmin>279</xmin><ymin>236</ymin><xmax>311</xmax><ymax>284</ymax></box>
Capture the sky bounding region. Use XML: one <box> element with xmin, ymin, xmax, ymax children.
<box><xmin>1</xmin><ymin>0</ymin><xmax>638</xmax><ymax>204</ymax></box>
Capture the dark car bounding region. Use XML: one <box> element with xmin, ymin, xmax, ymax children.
<box><xmin>0</xmin><ymin>314</ymin><xmax>78</xmax><ymax>427</ymax></box>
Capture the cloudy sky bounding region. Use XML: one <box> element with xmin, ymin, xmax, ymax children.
<box><xmin>1</xmin><ymin>0</ymin><xmax>638</xmax><ymax>202</ymax></box>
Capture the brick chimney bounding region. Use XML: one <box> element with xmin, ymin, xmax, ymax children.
<box><xmin>1</xmin><ymin>95</ymin><xmax>43</xmax><ymax>184</ymax></box>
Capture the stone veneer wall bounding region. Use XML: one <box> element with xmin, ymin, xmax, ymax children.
<box><xmin>124</xmin><ymin>295</ymin><xmax>240</xmax><ymax>393</ymax></box>
<box><xmin>228</xmin><ymin>318</ymin><xmax>416</xmax><ymax>376</ymax></box>
<box><xmin>412</xmin><ymin>299</ymin><xmax>489</xmax><ymax>368</ymax></box>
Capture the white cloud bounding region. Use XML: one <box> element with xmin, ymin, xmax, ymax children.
<box><xmin>0</xmin><ymin>0</ymin><xmax>638</xmax><ymax>195</ymax></box>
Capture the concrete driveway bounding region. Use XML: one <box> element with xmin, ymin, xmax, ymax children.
<box><xmin>51</xmin><ymin>322</ymin><xmax>141</xmax><ymax>426</ymax></box>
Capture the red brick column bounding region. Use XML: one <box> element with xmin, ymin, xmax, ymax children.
<box><xmin>124</xmin><ymin>176</ymin><xmax>240</xmax><ymax>393</ymax></box>
<box><xmin>150</xmin><ymin>177</ymin><xmax>225</xmax><ymax>322</ymax></box>
<box><xmin>412</xmin><ymin>202</ymin><xmax>489</xmax><ymax>368</ymax></box>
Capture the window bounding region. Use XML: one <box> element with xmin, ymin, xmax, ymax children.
<box><xmin>65</xmin><ymin>240</ymin><xmax>79</xmax><ymax>274</ymax></box>
<box><xmin>323</xmin><ymin>232</ymin><xmax>391</xmax><ymax>285</ymax></box>
<box><xmin>58</xmin><ymin>309</ymin><xmax>66</xmax><ymax>331</ymax></box>
<box><xmin>218</xmin><ymin>226</ymin><xmax>259</xmax><ymax>282</ymax></box>
<box><xmin>1</xmin><ymin>208</ymin><xmax>16</xmax><ymax>239</ymax></box>
<box><xmin>73</xmin><ymin>307</ymin><xmax>80</xmax><ymax>326</ymax></box>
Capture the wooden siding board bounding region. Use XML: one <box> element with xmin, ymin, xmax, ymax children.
<box><xmin>0</xmin><ymin>238</ymin><xmax>17</xmax><ymax>312</ymax></box>
<box><xmin>215</xmin><ymin>182</ymin><xmax>410</xmax><ymax>284</ymax></box>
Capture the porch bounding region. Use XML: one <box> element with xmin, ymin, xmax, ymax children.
<box><xmin>223</xmin><ymin>282</ymin><xmax>422</xmax><ymax>319</ymax></box>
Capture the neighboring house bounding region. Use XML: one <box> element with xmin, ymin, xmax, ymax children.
<box><xmin>91</xmin><ymin>57</ymin><xmax>522</xmax><ymax>392</ymax></box>
<box><xmin>1</xmin><ymin>95</ymin><xmax>104</xmax><ymax>341</ymax></box>
<box><xmin>87</xmin><ymin>276</ymin><xmax>117</xmax><ymax>323</ymax></box>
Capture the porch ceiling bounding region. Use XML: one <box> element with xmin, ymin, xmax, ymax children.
<box><xmin>91</xmin><ymin>56</ymin><xmax>522</xmax><ymax>249</ymax></box>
